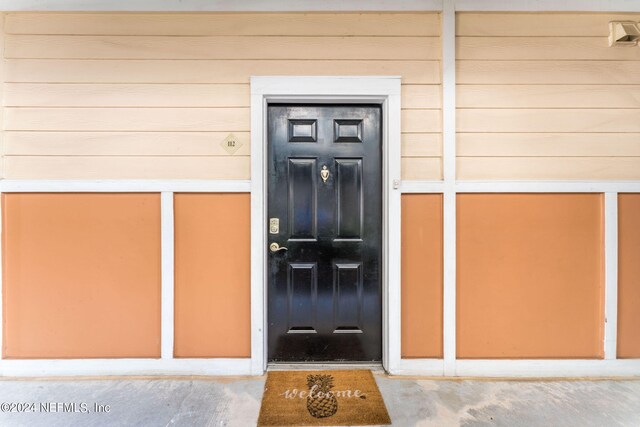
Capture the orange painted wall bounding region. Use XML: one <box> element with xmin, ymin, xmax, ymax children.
<box><xmin>174</xmin><ymin>193</ymin><xmax>251</xmax><ymax>358</ymax></box>
<box><xmin>457</xmin><ymin>194</ymin><xmax>604</xmax><ymax>359</ymax></box>
<box><xmin>2</xmin><ymin>193</ymin><xmax>161</xmax><ymax>359</ymax></box>
<box><xmin>618</xmin><ymin>194</ymin><xmax>640</xmax><ymax>358</ymax></box>
<box><xmin>401</xmin><ymin>194</ymin><xmax>443</xmax><ymax>358</ymax></box>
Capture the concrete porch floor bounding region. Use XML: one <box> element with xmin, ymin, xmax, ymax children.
<box><xmin>0</xmin><ymin>374</ymin><xmax>638</xmax><ymax>427</ymax></box>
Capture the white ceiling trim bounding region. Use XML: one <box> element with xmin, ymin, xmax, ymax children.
<box><xmin>456</xmin><ymin>0</ymin><xmax>640</xmax><ymax>12</ymax></box>
<box><xmin>0</xmin><ymin>0</ymin><xmax>444</xmax><ymax>12</ymax></box>
<box><xmin>0</xmin><ymin>0</ymin><xmax>638</xmax><ymax>13</ymax></box>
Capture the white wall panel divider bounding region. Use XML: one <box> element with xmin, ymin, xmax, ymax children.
<box><xmin>3</xmin><ymin>180</ymin><xmax>639</xmax><ymax>195</ymax></box>
<box><xmin>401</xmin><ymin>181</ymin><xmax>446</xmax><ymax>193</ymax></box>
<box><xmin>456</xmin><ymin>182</ymin><xmax>640</xmax><ymax>194</ymax></box>
<box><xmin>441</xmin><ymin>0</ymin><xmax>457</xmax><ymax>377</ymax></box>
<box><xmin>604</xmin><ymin>193</ymin><xmax>619</xmax><ymax>360</ymax></box>
<box><xmin>0</xmin><ymin>180</ymin><xmax>251</xmax><ymax>193</ymax></box>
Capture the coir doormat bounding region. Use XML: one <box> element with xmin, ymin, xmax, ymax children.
<box><xmin>257</xmin><ymin>370</ymin><xmax>391</xmax><ymax>426</ymax></box>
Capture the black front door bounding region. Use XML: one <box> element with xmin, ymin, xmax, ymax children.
<box><xmin>267</xmin><ymin>104</ymin><xmax>382</xmax><ymax>362</ymax></box>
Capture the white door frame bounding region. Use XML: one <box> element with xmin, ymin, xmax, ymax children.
<box><xmin>249</xmin><ymin>76</ymin><xmax>402</xmax><ymax>374</ymax></box>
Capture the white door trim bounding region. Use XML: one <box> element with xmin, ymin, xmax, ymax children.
<box><xmin>250</xmin><ymin>76</ymin><xmax>402</xmax><ymax>375</ymax></box>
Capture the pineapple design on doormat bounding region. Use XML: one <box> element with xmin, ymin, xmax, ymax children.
<box><xmin>306</xmin><ymin>374</ymin><xmax>338</xmax><ymax>418</ymax></box>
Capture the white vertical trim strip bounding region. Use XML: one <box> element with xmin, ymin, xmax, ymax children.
<box><xmin>441</xmin><ymin>0</ymin><xmax>457</xmax><ymax>376</ymax></box>
<box><xmin>0</xmin><ymin>14</ymin><xmax>5</xmax><ymax>180</ymax></box>
<box><xmin>160</xmin><ymin>192</ymin><xmax>175</xmax><ymax>360</ymax></box>
<box><xmin>0</xmin><ymin>191</ymin><xmax>3</xmax><ymax>361</ymax></box>
<box><xmin>386</xmin><ymin>92</ymin><xmax>403</xmax><ymax>374</ymax></box>
<box><xmin>442</xmin><ymin>192</ymin><xmax>456</xmax><ymax>374</ymax></box>
<box><xmin>442</xmin><ymin>4</ymin><xmax>456</xmax><ymax>186</ymax></box>
<box><xmin>604</xmin><ymin>192</ymin><xmax>618</xmax><ymax>360</ymax></box>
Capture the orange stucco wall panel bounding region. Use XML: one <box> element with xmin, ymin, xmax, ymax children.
<box><xmin>174</xmin><ymin>193</ymin><xmax>251</xmax><ymax>358</ymax></box>
<box><xmin>457</xmin><ymin>194</ymin><xmax>604</xmax><ymax>359</ymax></box>
<box><xmin>618</xmin><ymin>193</ymin><xmax>640</xmax><ymax>358</ymax></box>
<box><xmin>401</xmin><ymin>194</ymin><xmax>443</xmax><ymax>358</ymax></box>
<box><xmin>2</xmin><ymin>193</ymin><xmax>161</xmax><ymax>359</ymax></box>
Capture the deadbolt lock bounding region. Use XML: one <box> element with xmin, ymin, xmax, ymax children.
<box><xmin>269</xmin><ymin>218</ymin><xmax>280</xmax><ymax>234</ymax></box>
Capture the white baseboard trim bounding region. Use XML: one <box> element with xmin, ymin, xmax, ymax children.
<box><xmin>0</xmin><ymin>358</ymin><xmax>253</xmax><ymax>377</ymax></box>
<box><xmin>392</xmin><ymin>359</ymin><xmax>445</xmax><ymax>376</ymax></box>
<box><xmin>393</xmin><ymin>359</ymin><xmax>640</xmax><ymax>377</ymax></box>
<box><xmin>1</xmin><ymin>358</ymin><xmax>638</xmax><ymax>378</ymax></box>
<box><xmin>456</xmin><ymin>359</ymin><xmax>640</xmax><ymax>378</ymax></box>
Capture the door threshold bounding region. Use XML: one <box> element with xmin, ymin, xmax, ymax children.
<box><xmin>267</xmin><ymin>362</ymin><xmax>384</xmax><ymax>372</ymax></box>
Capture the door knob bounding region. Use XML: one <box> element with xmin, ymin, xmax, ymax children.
<box><xmin>269</xmin><ymin>242</ymin><xmax>288</xmax><ymax>253</ymax></box>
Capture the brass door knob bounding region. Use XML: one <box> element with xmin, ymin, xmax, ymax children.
<box><xmin>269</xmin><ymin>242</ymin><xmax>288</xmax><ymax>253</ymax></box>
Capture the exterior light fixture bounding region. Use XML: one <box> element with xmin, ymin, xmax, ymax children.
<box><xmin>609</xmin><ymin>21</ymin><xmax>640</xmax><ymax>46</ymax></box>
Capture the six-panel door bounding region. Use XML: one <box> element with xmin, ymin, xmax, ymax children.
<box><xmin>267</xmin><ymin>105</ymin><xmax>383</xmax><ymax>362</ymax></box>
